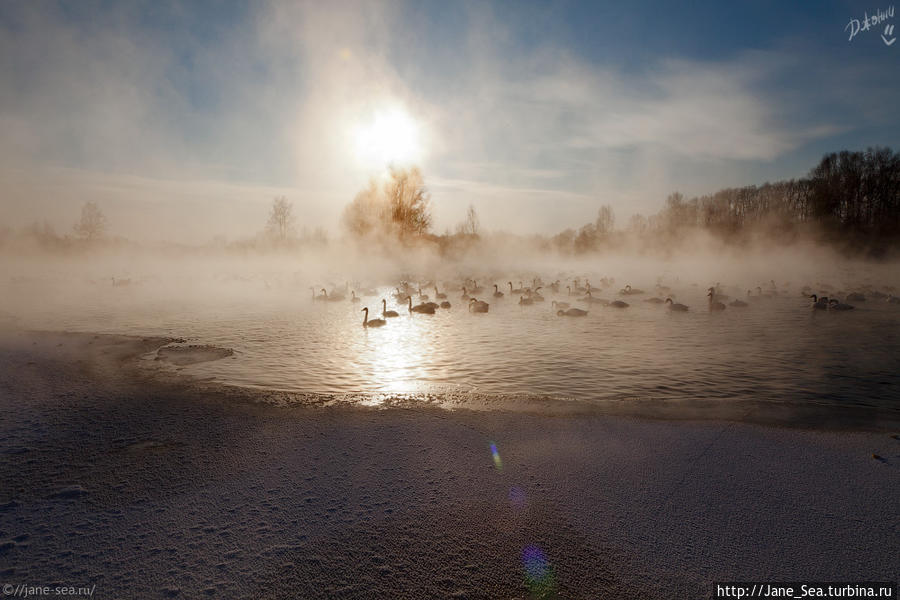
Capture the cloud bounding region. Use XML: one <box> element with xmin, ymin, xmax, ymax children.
<box><xmin>0</xmin><ymin>1</ymin><xmax>890</xmax><ymax>240</ymax></box>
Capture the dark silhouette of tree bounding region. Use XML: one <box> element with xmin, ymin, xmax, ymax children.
<box><xmin>266</xmin><ymin>196</ymin><xmax>295</xmax><ymax>243</ymax></box>
<box><xmin>550</xmin><ymin>147</ymin><xmax>900</xmax><ymax>254</ymax></box>
<box><xmin>650</xmin><ymin>147</ymin><xmax>900</xmax><ymax>241</ymax></box>
<box><xmin>343</xmin><ymin>166</ymin><xmax>432</xmax><ymax>240</ymax></box>
<box><xmin>73</xmin><ymin>201</ymin><xmax>106</xmax><ymax>241</ymax></box>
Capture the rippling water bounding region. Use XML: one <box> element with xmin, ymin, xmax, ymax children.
<box><xmin>4</xmin><ymin>265</ymin><xmax>899</xmax><ymax>414</ymax></box>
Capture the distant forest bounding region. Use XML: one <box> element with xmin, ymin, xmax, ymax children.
<box><xmin>2</xmin><ymin>147</ymin><xmax>898</xmax><ymax>257</ymax></box>
<box><xmin>550</xmin><ymin>147</ymin><xmax>900</xmax><ymax>256</ymax></box>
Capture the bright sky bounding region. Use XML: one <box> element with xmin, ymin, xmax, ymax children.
<box><xmin>1</xmin><ymin>1</ymin><xmax>898</xmax><ymax>241</ymax></box>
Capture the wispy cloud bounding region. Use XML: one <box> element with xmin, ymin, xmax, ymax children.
<box><xmin>0</xmin><ymin>1</ymin><xmax>894</xmax><ymax>239</ymax></box>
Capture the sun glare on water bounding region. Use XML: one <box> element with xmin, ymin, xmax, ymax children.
<box><xmin>353</xmin><ymin>107</ymin><xmax>422</xmax><ymax>168</ymax></box>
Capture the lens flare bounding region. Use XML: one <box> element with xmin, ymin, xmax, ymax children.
<box><xmin>522</xmin><ymin>545</ymin><xmax>557</xmax><ymax>597</ymax></box>
<box><xmin>489</xmin><ymin>441</ymin><xmax>502</xmax><ymax>471</ymax></box>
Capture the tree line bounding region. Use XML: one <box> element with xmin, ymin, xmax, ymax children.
<box><xmin>4</xmin><ymin>147</ymin><xmax>897</xmax><ymax>255</ymax></box>
<box><xmin>548</xmin><ymin>147</ymin><xmax>900</xmax><ymax>255</ymax></box>
<box><xmin>650</xmin><ymin>147</ymin><xmax>900</xmax><ymax>238</ymax></box>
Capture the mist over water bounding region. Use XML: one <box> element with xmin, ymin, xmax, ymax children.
<box><xmin>3</xmin><ymin>243</ymin><xmax>898</xmax><ymax>414</ymax></box>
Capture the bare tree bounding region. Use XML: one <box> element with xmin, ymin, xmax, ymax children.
<box><xmin>628</xmin><ymin>213</ymin><xmax>649</xmax><ymax>233</ymax></box>
<box><xmin>456</xmin><ymin>204</ymin><xmax>480</xmax><ymax>236</ymax></box>
<box><xmin>73</xmin><ymin>201</ymin><xmax>106</xmax><ymax>241</ymax></box>
<box><xmin>343</xmin><ymin>167</ymin><xmax>432</xmax><ymax>240</ymax></box>
<box><xmin>595</xmin><ymin>205</ymin><xmax>615</xmax><ymax>234</ymax></box>
<box><xmin>266</xmin><ymin>196</ymin><xmax>295</xmax><ymax>243</ymax></box>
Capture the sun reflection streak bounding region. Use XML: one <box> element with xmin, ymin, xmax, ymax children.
<box><xmin>356</xmin><ymin>296</ymin><xmax>443</xmax><ymax>397</ymax></box>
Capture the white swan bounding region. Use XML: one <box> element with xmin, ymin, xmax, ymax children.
<box><xmin>579</xmin><ymin>290</ymin><xmax>608</xmax><ymax>305</ymax></box>
<box><xmin>493</xmin><ymin>284</ymin><xmax>504</xmax><ymax>298</ymax></box>
<box><xmin>434</xmin><ymin>286</ymin><xmax>447</xmax><ymax>300</ymax></box>
<box><xmin>707</xmin><ymin>290</ymin><xmax>726</xmax><ymax>311</ymax></box>
<box><xmin>809</xmin><ymin>294</ymin><xmax>829</xmax><ymax>310</ymax></box>
<box><xmin>609</xmin><ymin>300</ymin><xmax>629</xmax><ymax>308</ymax></box>
<box><xmin>381</xmin><ymin>299</ymin><xmax>399</xmax><ymax>318</ymax></box>
<box><xmin>665</xmin><ymin>297</ymin><xmax>688</xmax><ymax>312</ymax></box>
<box><xmin>407</xmin><ymin>296</ymin><xmax>436</xmax><ymax>314</ymax></box>
<box><xmin>509</xmin><ymin>281</ymin><xmax>524</xmax><ymax>294</ymax></box>
<box><xmin>350</xmin><ymin>291</ymin><xmax>361</xmax><ymax>303</ymax></box>
<box><xmin>828</xmin><ymin>299</ymin><xmax>855</xmax><ymax>311</ymax></box>
<box><xmin>551</xmin><ymin>300</ymin><xmax>570</xmax><ymax>310</ymax></box>
<box><xmin>361</xmin><ymin>307</ymin><xmax>386</xmax><ymax>327</ymax></box>
<box><xmin>557</xmin><ymin>307</ymin><xmax>587</xmax><ymax>317</ymax></box>
<box><xmin>469</xmin><ymin>298</ymin><xmax>489</xmax><ymax>313</ymax></box>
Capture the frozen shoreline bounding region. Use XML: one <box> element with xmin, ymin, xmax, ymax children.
<box><xmin>0</xmin><ymin>330</ymin><xmax>897</xmax><ymax>598</ymax></box>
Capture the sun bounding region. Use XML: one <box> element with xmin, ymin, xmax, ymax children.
<box><xmin>353</xmin><ymin>107</ymin><xmax>422</xmax><ymax>169</ymax></box>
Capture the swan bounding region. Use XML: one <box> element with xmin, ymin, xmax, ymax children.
<box><xmin>609</xmin><ymin>300</ymin><xmax>629</xmax><ymax>308</ymax></box>
<box><xmin>809</xmin><ymin>294</ymin><xmax>829</xmax><ymax>310</ymax></box>
<box><xmin>509</xmin><ymin>281</ymin><xmax>524</xmax><ymax>294</ymax></box>
<box><xmin>828</xmin><ymin>299</ymin><xmax>855</xmax><ymax>311</ymax></box>
<box><xmin>350</xmin><ymin>291</ymin><xmax>361</xmax><ymax>303</ymax></box>
<box><xmin>416</xmin><ymin>287</ymin><xmax>429</xmax><ymax>301</ymax></box>
<box><xmin>644</xmin><ymin>297</ymin><xmax>665</xmax><ymax>304</ymax></box>
<box><xmin>579</xmin><ymin>290</ymin><xmax>608</xmax><ymax>305</ymax></box>
<box><xmin>470</xmin><ymin>280</ymin><xmax>484</xmax><ymax>294</ymax></box>
<box><xmin>461</xmin><ymin>287</ymin><xmax>470</xmax><ymax>301</ymax></box>
<box><xmin>434</xmin><ymin>286</ymin><xmax>447</xmax><ymax>300</ymax></box>
<box><xmin>381</xmin><ymin>299</ymin><xmax>399</xmax><ymax>318</ymax></box>
<box><xmin>665</xmin><ymin>298</ymin><xmax>688</xmax><ymax>312</ymax></box>
<box><xmin>549</xmin><ymin>280</ymin><xmax>560</xmax><ymax>293</ymax></box>
<box><xmin>557</xmin><ymin>307</ymin><xmax>588</xmax><ymax>317</ymax></box>
<box><xmin>361</xmin><ymin>307</ymin><xmax>386</xmax><ymax>327</ymax></box>
<box><xmin>707</xmin><ymin>290</ymin><xmax>726</xmax><ymax>311</ymax></box>
<box><xmin>469</xmin><ymin>298</ymin><xmax>489</xmax><ymax>313</ymax></box>
<box><xmin>729</xmin><ymin>298</ymin><xmax>748</xmax><ymax>307</ymax></box>
<box><xmin>493</xmin><ymin>284</ymin><xmax>504</xmax><ymax>298</ymax></box>
<box><xmin>531</xmin><ymin>287</ymin><xmax>545</xmax><ymax>302</ymax></box>
<box><xmin>710</xmin><ymin>283</ymin><xmax>731</xmax><ymax>302</ymax></box>
<box><xmin>407</xmin><ymin>296</ymin><xmax>436</xmax><ymax>314</ymax></box>
<box><xmin>551</xmin><ymin>300</ymin><xmax>570</xmax><ymax>310</ymax></box>
<box><xmin>325</xmin><ymin>288</ymin><xmax>346</xmax><ymax>302</ymax></box>
<box><xmin>519</xmin><ymin>295</ymin><xmax>534</xmax><ymax>306</ymax></box>
<box><xmin>846</xmin><ymin>292</ymin><xmax>866</xmax><ymax>302</ymax></box>
<box><xmin>620</xmin><ymin>285</ymin><xmax>644</xmax><ymax>295</ymax></box>
<box><xmin>440</xmin><ymin>301</ymin><xmax>452</xmax><ymax>309</ymax></box>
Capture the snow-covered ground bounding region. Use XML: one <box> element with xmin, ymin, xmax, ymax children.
<box><xmin>0</xmin><ymin>331</ymin><xmax>897</xmax><ymax>598</ymax></box>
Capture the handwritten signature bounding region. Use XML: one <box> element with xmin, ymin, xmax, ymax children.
<box><xmin>845</xmin><ymin>5</ymin><xmax>896</xmax><ymax>46</ymax></box>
